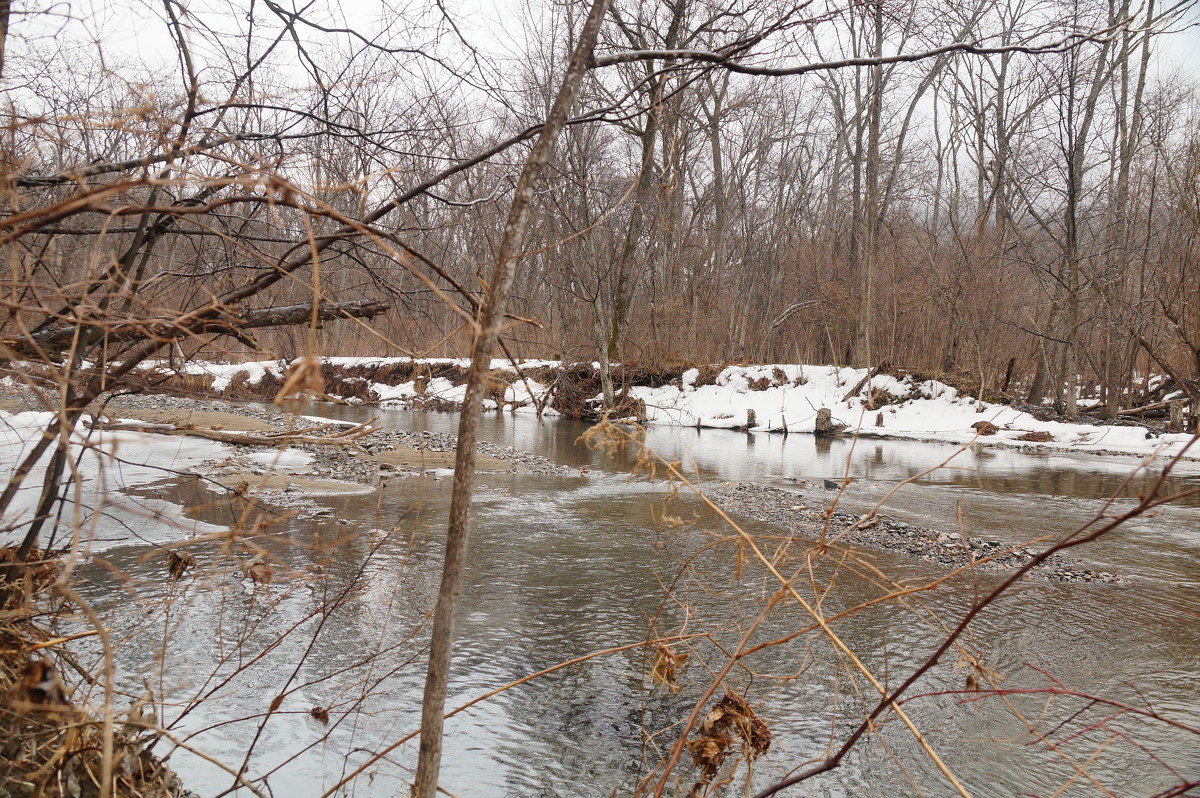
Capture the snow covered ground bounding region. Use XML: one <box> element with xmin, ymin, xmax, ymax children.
<box><xmin>631</xmin><ymin>363</ymin><xmax>1198</xmax><ymax>459</ymax></box>
<box><xmin>159</xmin><ymin>357</ymin><xmax>1198</xmax><ymax>460</ymax></box>
<box><xmin>0</xmin><ymin>410</ymin><xmax>231</xmax><ymax>550</ymax></box>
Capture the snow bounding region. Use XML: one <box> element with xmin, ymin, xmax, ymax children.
<box><xmin>243</xmin><ymin>449</ymin><xmax>314</xmax><ymax>470</ymax></box>
<box><xmin>0</xmin><ymin>410</ymin><xmax>230</xmax><ymax>551</ymax></box>
<box><xmin>627</xmin><ymin>364</ymin><xmax>1196</xmax><ymax>459</ymax></box>
<box><xmin>173</xmin><ymin>360</ymin><xmax>278</xmax><ymax>391</ymax></box>
<box><xmin>504</xmin><ymin>378</ymin><xmax>545</xmax><ymax>406</ymax></box>
<box><xmin>127</xmin><ymin>357</ymin><xmax>1199</xmax><ymax>460</ymax></box>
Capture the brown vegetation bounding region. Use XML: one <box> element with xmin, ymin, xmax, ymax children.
<box><xmin>2</xmin><ymin>0</ymin><xmax>1199</xmax><ymax>796</ymax></box>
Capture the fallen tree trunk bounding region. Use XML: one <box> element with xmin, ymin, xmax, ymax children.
<box><xmin>3</xmin><ymin>300</ymin><xmax>390</xmax><ymax>360</ymax></box>
<box><xmin>1109</xmin><ymin>401</ymin><xmax>1170</xmax><ymax>417</ymax></box>
<box><xmin>87</xmin><ymin>418</ymin><xmax>380</xmax><ymax>446</ymax></box>
<box><xmin>841</xmin><ymin>360</ymin><xmax>891</xmax><ymax>402</ymax></box>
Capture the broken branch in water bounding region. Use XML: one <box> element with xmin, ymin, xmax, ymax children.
<box><xmin>86</xmin><ymin>418</ymin><xmax>381</xmax><ymax>447</ymax></box>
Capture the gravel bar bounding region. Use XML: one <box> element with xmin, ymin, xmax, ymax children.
<box><xmin>707</xmin><ymin>481</ymin><xmax>1122</xmax><ymax>584</ymax></box>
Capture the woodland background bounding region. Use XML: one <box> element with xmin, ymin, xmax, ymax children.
<box><xmin>2</xmin><ymin>0</ymin><xmax>1199</xmax><ymax>414</ymax></box>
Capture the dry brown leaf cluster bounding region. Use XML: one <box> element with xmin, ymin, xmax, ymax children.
<box><xmin>246</xmin><ymin>558</ymin><xmax>274</xmax><ymax>585</ymax></box>
<box><xmin>165</xmin><ymin>551</ymin><xmax>195</xmax><ymax>581</ymax></box>
<box><xmin>684</xmin><ymin>692</ymin><xmax>772</xmax><ymax>797</ymax></box>
<box><xmin>649</xmin><ymin>644</ymin><xmax>689</xmax><ymax>693</ymax></box>
<box><xmin>274</xmin><ymin>356</ymin><xmax>325</xmax><ymax>407</ymax></box>
<box><xmin>1</xmin><ymin>628</ymin><xmax>184</xmax><ymax>797</ymax></box>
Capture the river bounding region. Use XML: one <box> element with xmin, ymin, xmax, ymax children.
<box><xmin>70</xmin><ymin>407</ymin><xmax>1200</xmax><ymax>797</ymax></box>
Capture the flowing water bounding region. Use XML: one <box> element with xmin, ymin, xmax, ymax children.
<box><xmin>69</xmin><ymin>408</ymin><xmax>1200</xmax><ymax>797</ymax></box>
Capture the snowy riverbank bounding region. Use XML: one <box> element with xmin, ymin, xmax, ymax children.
<box><xmin>137</xmin><ymin>357</ymin><xmax>1198</xmax><ymax>460</ymax></box>
<box><xmin>0</xmin><ymin>389</ymin><xmax>1130</xmax><ymax>583</ymax></box>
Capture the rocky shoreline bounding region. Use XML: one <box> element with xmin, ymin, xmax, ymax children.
<box><xmin>95</xmin><ymin>394</ymin><xmax>581</xmax><ymax>520</ymax></box>
<box><xmin>1</xmin><ymin>388</ymin><xmax>580</xmax><ymax>522</ymax></box>
<box><xmin>101</xmin><ymin>393</ymin><xmax>579</xmax><ymax>477</ymax></box>
<box><xmin>707</xmin><ymin>481</ymin><xmax>1122</xmax><ymax>584</ymax></box>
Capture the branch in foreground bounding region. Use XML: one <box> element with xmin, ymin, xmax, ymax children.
<box><xmin>13</xmin><ymin>134</ymin><xmax>275</xmax><ymax>187</ymax></box>
<box><xmin>411</xmin><ymin>1</ymin><xmax>611</xmax><ymax>795</ymax></box>
<box><xmin>592</xmin><ymin>24</ymin><xmax>1131</xmax><ymax>75</ymax></box>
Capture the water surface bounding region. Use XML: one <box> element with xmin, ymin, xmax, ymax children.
<box><xmin>68</xmin><ymin>408</ymin><xmax>1200</xmax><ymax>797</ymax></box>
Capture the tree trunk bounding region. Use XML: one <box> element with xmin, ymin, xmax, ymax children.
<box><xmin>0</xmin><ymin>1</ymin><xmax>9</xmax><ymax>79</ymax></box>
<box><xmin>411</xmin><ymin>3</ymin><xmax>610</xmax><ymax>795</ymax></box>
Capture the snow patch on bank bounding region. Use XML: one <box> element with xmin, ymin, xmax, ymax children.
<box><xmin>133</xmin><ymin>357</ymin><xmax>1197</xmax><ymax>459</ymax></box>
<box><xmin>634</xmin><ymin>364</ymin><xmax>1194</xmax><ymax>458</ymax></box>
<box><xmin>0</xmin><ymin>410</ymin><xmax>231</xmax><ymax>550</ymax></box>
<box><xmin>172</xmin><ymin>360</ymin><xmax>276</xmax><ymax>392</ymax></box>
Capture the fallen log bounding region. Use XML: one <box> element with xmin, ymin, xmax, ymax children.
<box><xmin>841</xmin><ymin>360</ymin><xmax>891</xmax><ymax>403</ymax></box>
<box><xmin>87</xmin><ymin>418</ymin><xmax>381</xmax><ymax>447</ymax></box>
<box><xmin>1110</xmin><ymin>401</ymin><xmax>1171</xmax><ymax>416</ymax></box>
<box><xmin>3</xmin><ymin>300</ymin><xmax>390</xmax><ymax>360</ymax></box>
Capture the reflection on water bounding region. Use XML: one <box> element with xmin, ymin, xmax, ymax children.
<box><xmin>67</xmin><ymin>407</ymin><xmax>1200</xmax><ymax>797</ymax></box>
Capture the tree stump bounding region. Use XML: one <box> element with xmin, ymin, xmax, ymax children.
<box><xmin>746</xmin><ymin>408</ymin><xmax>757</xmax><ymax>430</ymax></box>
<box><xmin>814</xmin><ymin>408</ymin><xmax>835</xmax><ymax>436</ymax></box>
<box><xmin>1169</xmin><ymin>399</ymin><xmax>1184</xmax><ymax>432</ymax></box>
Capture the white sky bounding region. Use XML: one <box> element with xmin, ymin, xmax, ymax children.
<box><xmin>17</xmin><ymin>0</ymin><xmax>1200</xmax><ymax>82</ymax></box>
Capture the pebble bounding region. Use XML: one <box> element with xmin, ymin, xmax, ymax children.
<box><xmin>708</xmin><ymin>481</ymin><xmax>1122</xmax><ymax>584</ymax></box>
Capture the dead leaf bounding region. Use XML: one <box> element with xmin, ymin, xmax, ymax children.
<box><xmin>650</xmin><ymin>644</ymin><xmax>688</xmax><ymax>693</ymax></box>
<box><xmin>971</xmin><ymin>420</ymin><xmax>999</xmax><ymax>435</ymax></box>
<box><xmin>14</xmin><ymin>657</ymin><xmax>71</xmax><ymax>709</ymax></box>
<box><xmin>247</xmin><ymin>558</ymin><xmax>273</xmax><ymax>585</ymax></box>
<box><xmin>955</xmin><ymin>652</ymin><xmax>1002</xmax><ymax>692</ymax></box>
<box><xmin>684</xmin><ymin>692</ymin><xmax>771</xmax><ymax>797</ymax></box>
<box><xmin>310</xmin><ymin>706</ymin><xmax>330</xmax><ymax>724</ymax></box>
<box><xmin>166</xmin><ymin>551</ymin><xmax>195</xmax><ymax>580</ymax></box>
<box><xmin>276</xmin><ymin>356</ymin><xmax>324</xmax><ymax>406</ymax></box>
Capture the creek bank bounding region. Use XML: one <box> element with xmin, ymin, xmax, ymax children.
<box><xmin>707</xmin><ymin>482</ymin><xmax>1122</xmax><ymax>584</ymax></box>
<box><xmin>92</xmin><ymin>357</ymin><xmax>1199</xmax><ymax>460</ymax></box>
<box><xmin>0</xmin><ymin>385</ymin><xmax>580</xmax><ymax>523</ymax></box>
<box><xmin>0</xmin><ymin>385</ymin><xmax>1130</xmax><ymax>583</ymax></box>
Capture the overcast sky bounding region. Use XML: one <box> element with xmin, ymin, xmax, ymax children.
<box><xmin>19</xmin><ymin>0</ymin><xmax>1200</xmax><ymax>81</ymax></box>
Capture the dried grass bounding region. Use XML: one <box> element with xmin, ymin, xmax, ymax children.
<box><xmin>2</xmin><ymin>551</ymin><xmax>184</xmax><ymax>798</ymax></box>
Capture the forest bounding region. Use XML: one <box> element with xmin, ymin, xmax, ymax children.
<box><xmin>2</xmin><ymin>1</ymin><xmax>1200</xmax><ymax>797</ymax></box>
<box><xmin>2</xmin><ymin>0</ymin><xmax>1198</xmax><ymax>415</ymax></box>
